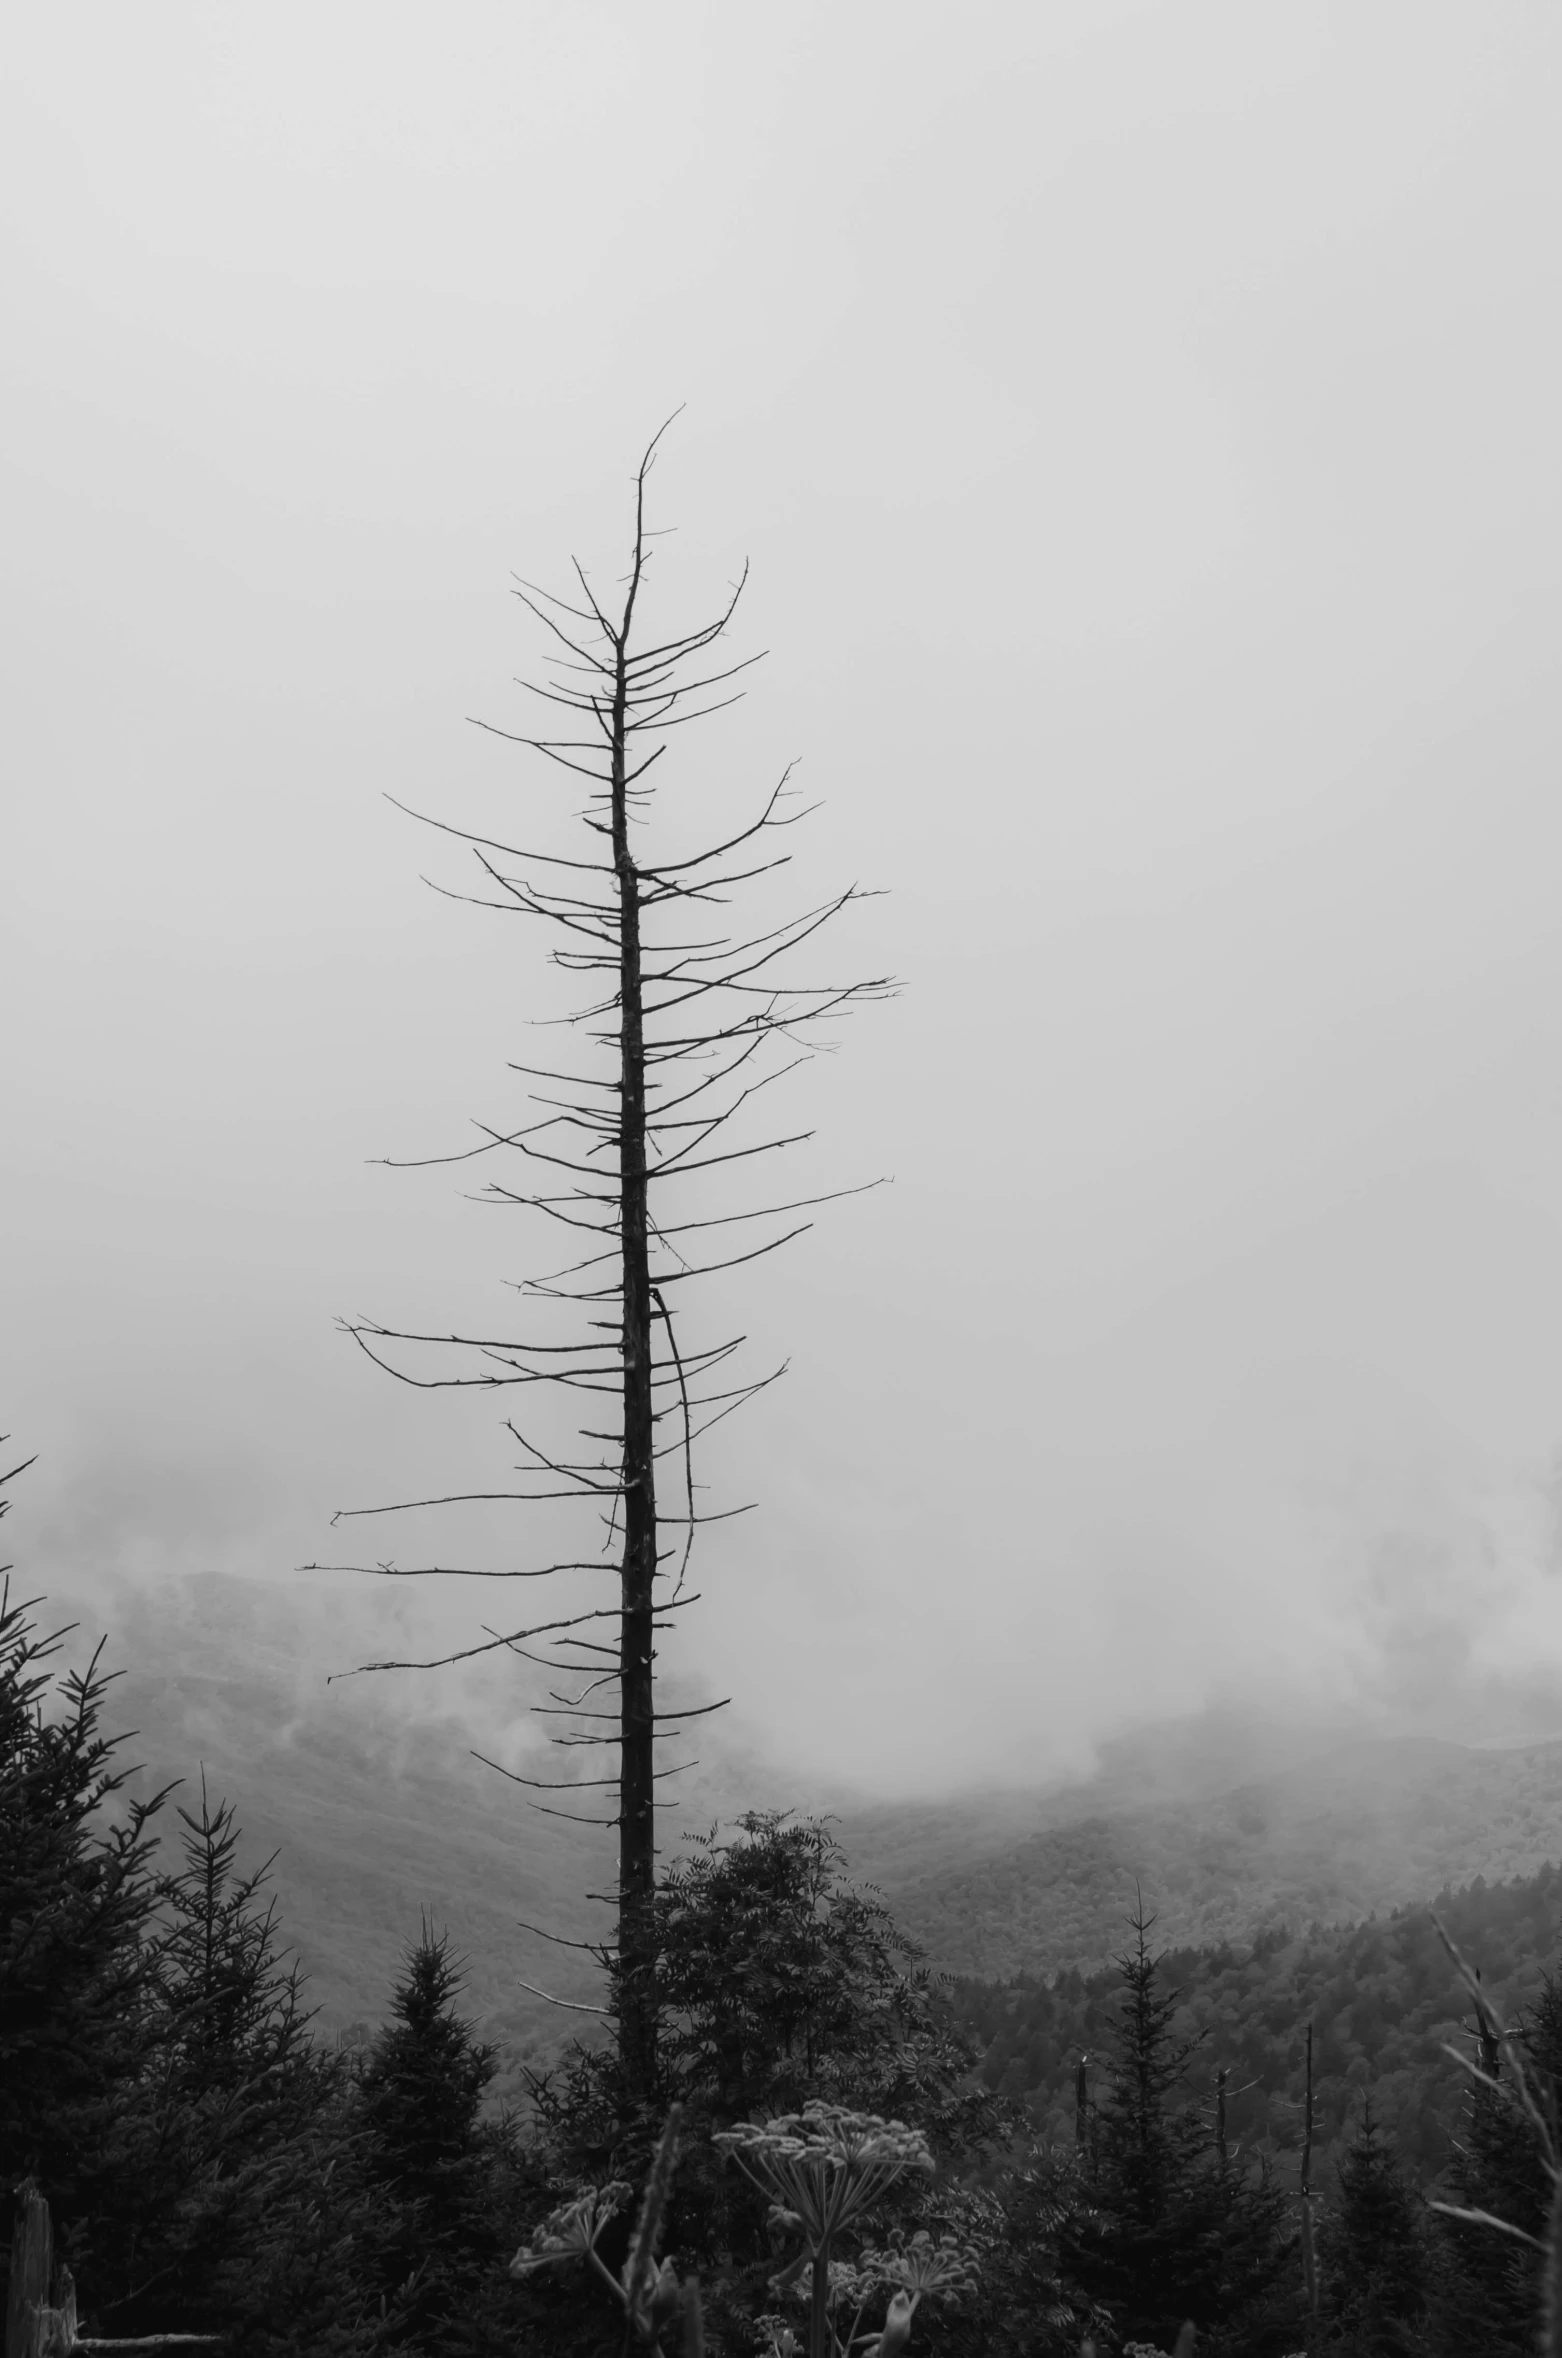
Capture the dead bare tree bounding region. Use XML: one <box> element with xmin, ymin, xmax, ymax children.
<box><xmin>310</xmin><ymin>427</ymin><xmax>891</xmax><ymax>2103</ymax></box>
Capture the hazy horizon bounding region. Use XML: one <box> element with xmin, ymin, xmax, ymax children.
<box><xmin>30</xmin><ymin>1553</ymin><xmax>1559</xmax><ymax>1824</ymax></box>
<box><xmin>8</xmin><ymin>4</ymin><xmax>1562</xmax><ymax>1794</ymax></box>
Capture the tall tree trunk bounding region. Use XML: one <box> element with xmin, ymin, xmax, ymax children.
<box><xmin>612</xmin><ymin>626</ymin><xmax>658</xmax><ymax>2104</ymax></box>
<box><xmin>330</xmin><ymin>431</ymin><xmax>890</xmax><ymax>2120</ymax></box>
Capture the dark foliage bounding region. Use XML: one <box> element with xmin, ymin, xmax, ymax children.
<box><xmin>0</xmin><ymin>1557</ymin><xmax>171</xmax><ymax>2310</ymax></box>
<box><xmin>1427</xmin><ymin>1968</ymin><xmax>1562</xmax><ymax>2357</ymax></box>
<box><xmin>1053</xmin><ymin>1905</ymin><xmax>1300</xmax><ymax>2356</ymax></box>
<box><xmin>15</xmin><ymin>1457</ymin><xmax>1562</xmax><ymax>2358</ymax></box>
<box><xmin>525</xmin><ymin>1814</ymin><xmax>1002</xmax><ymax>2352</ymax></box>
<box><xmin>657</xmin><ymin>1814</ymin><xmax>919</xmax><ymax>2117</ymax></box>
<box><xmin>656</xmin><ymin>1814</ymin><xmax>989</xmax><ymax>2139</ymax></box>
<box><xmin>1</xmin><ymin>1506</ymin><xmax>397</xmax><ymax>2355</ymax></box>
<box><xmin>960</xmin><ymin>2148</ymin><xmax>1111</xmax><ymax>2358</ymax></box>
<box><xmin>356</xmin><ymin>1924</ymin><xmax>524</xmax><ymax>2353</ymax></box>
<box><xmin>156</xmin><ymin>1775</ymin><xmax>311</xmax><ymax>2093</ymax></box>
<box><xmin>534</xmin><ymin>1815</ymin><xmax>995</xmax><ymax>2166</ymax></box>
<box><xmin>1317</xmin><ymin>2099</ymin><xmax>1429</xmax><ymax>2356</ymax></box>
<box><xmin>953</xmin><ymin>1861</ymin><xmax>1562</xmax><ymax>2188</ymax></box>
<box><xmin>124</xmin><ymin>1777</ymin><xmax>400</xmax><ymax>2355</ymax></box>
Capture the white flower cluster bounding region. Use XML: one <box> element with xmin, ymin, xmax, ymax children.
<box><xmin>855</xmin><ymin>2231</ymin><xmax>981</xmax><ymax>2305</ymax></box>
<box><xmin>715</xmin><ymin>2102</ymin><xmax>935</xmax><ymax>2248</ymax></box>
<box><xmin>716</xmin><ymin>2103</ymin><xmax>935</xmax><ymax>2178</ymax></box>
<box><xmin>507</xmin><ymin>2180</ymin><xmax>633</xmax><ymax>2279</ymax></box>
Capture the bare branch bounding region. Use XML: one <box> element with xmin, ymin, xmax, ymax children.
<box><xmin>300</xmin><ymin>1558</ymin><xmax>600</xmax><ymax>1580</ymax></box>
<box><xmin>386</xmin><ymin>793</ymin><xmax>611</xmax><ymax>875</ymax></box>
<box><xmin>326</xmin><ymin>1606</ymin><xmax>632</xmax><ymax>1679</ymax></box>
<box><xmin>514</xmin><ymin>1976</ymin><xmax>611</xmax><ymax>2015</ymax></box>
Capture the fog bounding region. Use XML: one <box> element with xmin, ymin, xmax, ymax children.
<box><xmin>6</xmin><ymin>4</ymin><xmax>1562</xmax><ymax>1794</ymax></box>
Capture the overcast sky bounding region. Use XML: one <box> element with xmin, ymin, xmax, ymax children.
<box><xmin>6</xmin><ymin>4</ymin><xmax>1562</xmax><ymax>1793</ymax></box>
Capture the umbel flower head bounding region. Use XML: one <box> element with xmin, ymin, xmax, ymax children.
<box><xmin>507</xmin><ymin>2108</ymin><xmax>692</xmax><ymax>2348</ymax></box>
<box><xmin>856</xmin><ymin>2230</ymin><xmax>981</xmax><ymax>2307</ymax></box>
<box><xmin>509</xmin><ymin>2181</ymin><xmax>633</xmax><ymax>2278</ymax></box>
<box><xmin>714</xmin><ymin>2102</ymin><xmax>934</xmax><ymax>2253</ymax></box>
<box><xmin>780</xmin><ymin>2234</ymin><xmax>979</xmax><ymax>2320</ymax></box>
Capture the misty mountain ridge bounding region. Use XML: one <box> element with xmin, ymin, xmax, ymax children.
<box><xmin>870</xmin><ymin>1729</ymin><xmax>1562</xmax><ymax>1979</ymax></box>
<box><xmin>41</xmin><ymin>1571</ymin><xmax>1562</xmax><ymax>2088</ymax></box>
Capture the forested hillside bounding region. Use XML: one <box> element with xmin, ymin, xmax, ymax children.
<box><xmin>53</xmin><ymin>1574</ymin><xmax>1562</xmax><ymax>2073</ymax></box>
<box><xmin>14</xmin><ymin>1554</ymin><xmax>1562</xmax><ymax>2357</ymax></box>
<box><xmin>66</xmin><ymin>1572</ymin><xmax>782</xmax><ymax>2084</ymax></box>
<box><xmin>878</xmin><ymin>1736</ymin><xmax>1562</xmax><ymax>1978</ymax></box>
<box><xmin>952</xmin><ymin>1859</ymin><xmax>1562</xmax><ymax>2186</ymax></box>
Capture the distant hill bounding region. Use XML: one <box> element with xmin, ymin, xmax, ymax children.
<box><xmin>83</xmin><ymin>1576</ymin><xmax>618</xmax><ymax>2096</ymax></box>
<box><xmin>51</xmin><ymin>1571</ymin><xmax>799</xmax><ymax>2095</ymax></box>
<box><xmin>857</xmin><ymin>1734</ymin><xmax>1562</xmax><ymax>1979</ymax></box>
<box><xmin>949</xmin><ymin>1858</ymin><xmax>1562</xmax><ymax>2189</ymax></box>
<box><xmin>39</xmin><ymin>1572</ymin><xmax>1562</xmax><ymax>2101</ymax></box>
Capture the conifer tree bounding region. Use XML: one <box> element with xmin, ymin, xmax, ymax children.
<box><xmin>129</xmin><ymin>1778</ymin><xmax>396</xmax><ymax>2356</ymax></box>
<box><xmin>0</xmin><ymin>1496</ymin><xmax>170</xmax><ymax>2298</ymax></box>
<box><xmin>157</xmin><ymin>1774</ymin><xmax>311</xmax><ymax>2094</ymax></box>
<box><xmin>1058</xmin><ymin>1901</ymin><xmax>1299</xmax><ymax>2356</ymax></box>
<box><xmin>1317</xmin><ymin>2098</ymin><xmax>1429</xmax><ymax>2356</ymax></box>
<box><xmin>1430</xmin><ymin>1970</ymin><xmax>1562</xmax><ymax>2357</ymax></box>
<box><xmin>0</xmin><ymin>1472</ymin><xmax>402</xmax><ymax>2356</ymax></box>
<box><xmin>357</xmin><ymin>1927</ymin><xmax>510</xmax><ymax>2348</ymax></box>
